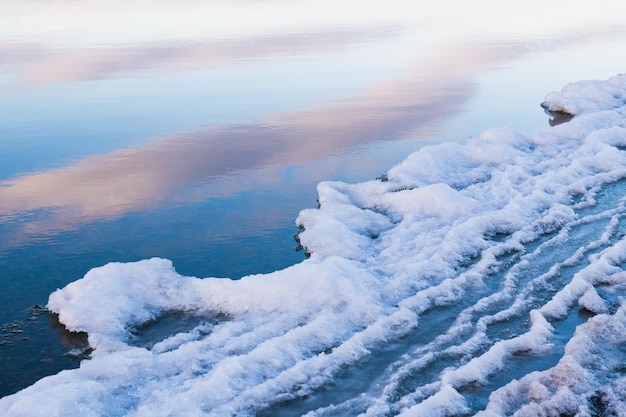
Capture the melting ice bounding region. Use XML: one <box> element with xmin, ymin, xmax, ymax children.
<box><xmin>3</xmin><ymin>74</ymin><xmax>626</xmax><ymax>416</ymax></box>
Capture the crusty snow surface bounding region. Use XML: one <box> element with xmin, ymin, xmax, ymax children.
<box><xmin>3</xmin><ymin>74</ymin><xmax>626</xmax><ymax>416</ymax></box>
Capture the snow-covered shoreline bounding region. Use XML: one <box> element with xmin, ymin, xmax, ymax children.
<box><xmin>3</xmin><ymin>74</ymin><xmax>626</xmax><ymax>416</ymax></box>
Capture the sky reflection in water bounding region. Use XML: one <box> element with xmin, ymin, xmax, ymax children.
<box><xmin>1</xmin><ymin>0</ymin><xmax>626</xmax><ymax>398</ymax></box>
<box><xmin>2</xmin><ymin>35</ymin><xmax>623</xmax><ymax>249</ymax></box>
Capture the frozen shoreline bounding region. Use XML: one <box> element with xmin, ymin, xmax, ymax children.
<box><xmin>3</xmin><ymin>74</ymin><xmax>626</xmax><ymax>416</ymax></box>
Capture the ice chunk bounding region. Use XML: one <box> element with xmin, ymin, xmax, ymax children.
<box><xmin>578</xmin><ymin>287</ymin><xmax>609</xmax><ymax>315</ymax></box>
<box><xmin>397</xmin><ymin>385</ymin><xmax>468</xmax><ymax>417</ymax></box>
<box><xmin>542</xmin><ymin>73</ymin><xmax>626</xmax><ymax>116</ymax></box>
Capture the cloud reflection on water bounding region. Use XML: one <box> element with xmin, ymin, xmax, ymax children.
<box><xmin>2</xmin><ymin>28</ymin><xmax>399</xmax><ymax>85</ymax></box>
<box><xmin>2</xmin><ymin>24</ymin><xmax>625</xmax><ymax>248</ymax></box>
<box><xmin>0</xmin><ymin>42</ymin><xmax>515</xmax><ymax>246</ymax></box>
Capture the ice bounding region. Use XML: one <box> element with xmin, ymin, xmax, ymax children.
<box><xmin>578</xmin><ymin>287</ymin><xmax>609</xmax><ymax>315</ymax></box>
<box><xmin>542</xmin><ymin>76</ymin><xmax>626</xmax><ymax>116</ymax></box>
<box><xmin>3</xmin><ymin>74</ymin><xmax>626</xmax><ymax>416</ymax></box>
<box><xmin>397</xmin><ymin>385</ymin><xmax>469</xmax><ymax>417</ymax></box>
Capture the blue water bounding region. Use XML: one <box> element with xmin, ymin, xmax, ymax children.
<box><xmin>2</xmin><ymin>1</ymin><xmax>626</xmax><ymax>399</ymax></box>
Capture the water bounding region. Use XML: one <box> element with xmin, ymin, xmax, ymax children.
<box><xmin>2</xmin><ymin>0</ymin><xmax>626</xmax><ymax>400</ymax></box>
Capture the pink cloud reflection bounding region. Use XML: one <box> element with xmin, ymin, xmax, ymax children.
<box><xmin>0</xmin><ymin>42</ymin><xmax>517</xmax><ymax>247</ymax></box>
<box><xmin>1</xmin><ymin>27</ymin><xmax>398</xmax><ymax>85</ymax></box>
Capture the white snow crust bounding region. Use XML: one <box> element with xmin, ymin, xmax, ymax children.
<box><xmin>3</xmin><ymin>74</ymin><xmax>626</xmax><ymax>416</ymax></box>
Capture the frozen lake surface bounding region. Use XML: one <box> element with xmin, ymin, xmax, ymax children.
<box><xmin>4</xmin><ymin>73</ymin><xmax>626</xmax><ymax>416</ymax></box>
<box><xmin>2</xmin><ymin>0</ymin><xmax>626</xmax><ymax>414</ymax></box>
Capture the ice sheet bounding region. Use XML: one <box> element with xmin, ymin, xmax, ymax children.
<box><xmin>2</xmin><ymin>74</ymin><xmax>626</xmax><ymax>416</ymax></box>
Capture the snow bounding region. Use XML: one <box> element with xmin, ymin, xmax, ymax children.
<box><xmin>3</xmin><ymin>73</ymin><xmax>626</xmax><ymax>416</ymax></box>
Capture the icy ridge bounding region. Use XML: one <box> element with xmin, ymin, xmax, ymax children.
<box><xmin>1</xmin><ymin>74</ymin><xmax>626</xmax><ymax>416</ymax></box>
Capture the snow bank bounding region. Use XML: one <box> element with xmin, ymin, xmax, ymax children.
<box><xmin>2</xmin><ymin>73</ymin><xmax>626</xmax><ymax>416</ymax></box>
<box><xmin>542</xmin><ymin>75</ymin><xmax>626</xmax><ymax>116</ymax></box>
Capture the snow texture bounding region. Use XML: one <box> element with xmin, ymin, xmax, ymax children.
<box><xmin>3</xmin><ymin>73</ymin><xmax>626</xmax><ymax>416</ymax></box>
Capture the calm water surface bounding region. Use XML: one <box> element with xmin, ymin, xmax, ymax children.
<box><xmin>2</xmin><ymin>0</ymin><xmax>626</xmax><ymax>398</ymax></box>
